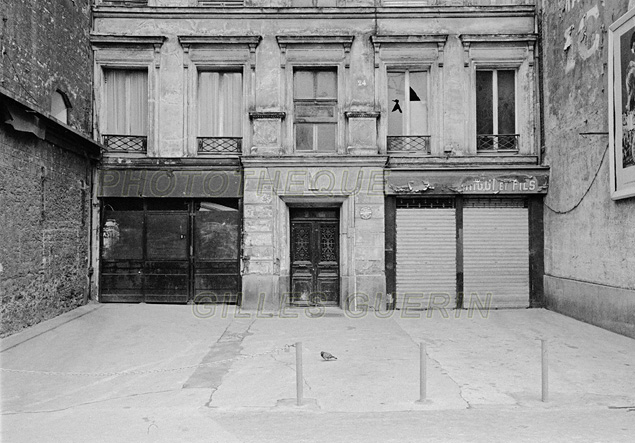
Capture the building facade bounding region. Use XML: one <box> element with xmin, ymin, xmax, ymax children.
<box><xmin>1</xmin><ymin>0</ymin><xmax>101</xmax><ymax>336</ymax></box>
<box><xmin>91</xmin><ymin>0</ymin><xmax>547</xmax><ymax>311</ymax></box>
<box><xmin>540</xmin><ymin>0</ymin><xmax>635</xmax><ymax>338</ymax></box>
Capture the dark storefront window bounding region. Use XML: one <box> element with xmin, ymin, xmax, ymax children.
<box><xmin>100</xmin><ymin>198</ymin><xmax>241</xmax><ymax>304</ymax></box>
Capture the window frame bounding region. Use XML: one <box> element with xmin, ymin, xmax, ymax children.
<box><xmin>277</xmin><ymin>35</ymin><xmax>353</xmax><ymax>155</ymax></box>
<box><xmin>475</xmin><ymin>68</ymin><xmax>518</xmax><ymax>152</ymax></box>
<box><xmin>195</xmin><ymin>68</ymin><xmax>245</xmax><ymax>155</ymax></box>
<box><xmin>179</xmin><ymin>35</ymin><xmax>261</xmax><ymax>157</ymax></box>
<box><xmin>460</xmin><ymin>34</ymin><xmax>537</xmax><ymax>156</ymax></box>
<box><xmin>293</xmin><ymin>67</ymin><xmax>339</xmax><ymax>153</ymax></box>
<box><xmin>91</xmin><ymin>35</ymin><xmax>164</xmax><ymax>157</ymax></box>
<box><xmin>371</xmin><ymin>35</ymin><xmax>446</xmax><ymax>156</ymax></box>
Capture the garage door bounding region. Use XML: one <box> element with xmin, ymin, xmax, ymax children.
<box><xmin>395</xmin><ymin>198</ymin><xmax>456</xmax><ymax>310</ymax></box>
<box><xmin>463</xmin><ymin>198</ymin><xmax>529</xmax><ymax>309</ymax></box>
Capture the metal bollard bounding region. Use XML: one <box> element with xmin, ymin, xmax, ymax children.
<box><xmin>419</xmin><ymin>342</ymin><xmax>427</xmax><ymax>402</ymax></box>
<box><xmin>296</xmin><ymin>341</ymin><xmax>303</xmax><ymax>406</ymax></box>
<box><xmin>541</xmin><ymin>339</ymin><xmax>548</xmax><ymax>402</ymax></box>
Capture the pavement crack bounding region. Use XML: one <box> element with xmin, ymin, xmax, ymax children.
<box><xmin>1</xmin><ymin>388</ymin><xmax>178</xmax><ymax>415</ymax></box>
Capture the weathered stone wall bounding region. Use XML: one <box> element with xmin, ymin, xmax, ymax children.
<box><xmin>541</xmin><ymin>0</ymin><xmax>635</xmax><ymax>337</ymax></box>
<box><xmin>1</xmin><ymin>0</ymin><xmax>92</xmax><ymax>133</ymax></box>
<box><xmin>0</xmin><ymin>0</ymin><xmax>95</xmax><ymax>337</ymax></box>
<box><xmin>0</xmin><ymin>127</ymin><xmax>92</xmax><ymax>337</ymax></box>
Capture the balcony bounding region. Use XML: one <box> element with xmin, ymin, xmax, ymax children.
<box><xmin>387</xmin><ymin>135</ymin><xmax>431</xmax><ymax>154</ymax></box>
<box><xmin>103</xmin><ymin>135</ymin><xmax>147</xmax><ymax>153</ymax></box>
<box><xmin>198</xmin><ymin>137</ymin><xmax>242</xmax><ymax>155</ymax></box>
<box><xmin>477</xmin><ymin>134</ymin><xmax>519</xmax><ymax>152</ymax></box>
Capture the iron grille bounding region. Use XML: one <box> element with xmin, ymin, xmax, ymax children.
<box><xmin>102</xmin><ymin>0</ymin><xmax>148</xmax><ymax>5</ymax></box>
<box><xmin>464</xmin><ymin>198</ymin><xmax>527</xmax><ymax>208</ymax></box>
<box><xmin>198</xmin><ymin>0</ymin><xmax>244</xmax><ymax>6</ymax></box>
<box><xmin>477</xmin><ymin>134</ymin><xmax>519</xmax><ymax>152</ymax></box>
<box><xmin>396</xmin><ymin>197</ymin><xmax>455</xmax><ymax>209</ymax></box>
<box><xmin>103</xmin><ymin>135</ymin><xmax>147</xmax><ymax>153</ymax></box>
<box><xmin>387</xmin><ymin>136</ymin><xmax>431</xmax><ymax>154</ymax></box>
<box><xmin>198</xmin><ymin>137</ymin><xmax>242</xmax><ymax>154</ymax></box>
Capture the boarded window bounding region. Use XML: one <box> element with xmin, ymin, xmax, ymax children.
<box><xmin>198</xmin><ymin>71</ymin><xmax>243</xmax><ymax>137</ymax></box>
<box><xmin>104</xmin><ymin>69</ymin><xmax>148</xmax><ymax>136</ymax></box>
<box><xmin>294</xmin><ymin>69</ymin><xmax>338</xmax><ymax>152</ymax></box>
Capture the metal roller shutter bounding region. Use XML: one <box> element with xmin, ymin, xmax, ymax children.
<box><xmin>463</xmin><ymin>198</ymin><xmax>529</xmax><ymax>309</ymax></box>
<box><xmin>395</xmin><ymin>198</ymin><xmax>456</xmax><ymax>310</ymax></box>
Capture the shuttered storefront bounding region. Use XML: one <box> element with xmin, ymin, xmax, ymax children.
<box><xmin>463</xmin><ymin>198</ymin><xmax>529</xmax><ymax>308</ymax></box>
<box><xmin>395</xmin><ymin>198</ymin><xmax>456</xmax><ymax>310</ymax></box>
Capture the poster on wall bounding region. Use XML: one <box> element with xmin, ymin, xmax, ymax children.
<box><xmin>609</xmin><ymin>8</ymin><xmax>635</xmax><ymax>199</ymax></box>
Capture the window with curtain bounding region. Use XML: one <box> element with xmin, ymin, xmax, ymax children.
<box><xmin>104</xmin><ymin>69</ymin><xmax>148</xmax><ymax>136</ymax></box>
<box><xmin>293</xmin><ymin>69</ymin><xmax>338</xmax><ymax>152</ymax></box>
<box><xmin>476</xmin><ymin>69</ymin><xmax>517</xmax><ymax>151</ymax></box>
<box><xmin>197</xmin><ymin>71</ymin><xmax>243</xmax><ymax>137</ymax></box>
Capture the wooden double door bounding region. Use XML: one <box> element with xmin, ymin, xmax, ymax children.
<box><xmin>290</xmin><ymin>208</ymin><xmax>340</xmax><ymax>306</ymax></box>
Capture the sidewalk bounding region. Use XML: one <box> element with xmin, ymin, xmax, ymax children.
<box><xmin>1</xmin><ymin>304</ymin><xmax>634</xmax><ymax>442</ymax></box>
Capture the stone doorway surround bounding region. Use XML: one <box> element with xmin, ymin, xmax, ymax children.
<box><xmin>241</xmin><ymin>157</ymin><xmax>387</xmax><ymax>311</ymax></box>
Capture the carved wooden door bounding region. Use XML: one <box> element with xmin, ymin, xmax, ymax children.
<box><xmin>290</xmin><ymin>208</ymin><xmax>339</xmax><ymax>306</ymax></box>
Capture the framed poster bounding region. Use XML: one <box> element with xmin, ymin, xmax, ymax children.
<box><xmin>609</xmin><ymin>8</ymin><xmax>635</xmax><ymax>199</ymax></box>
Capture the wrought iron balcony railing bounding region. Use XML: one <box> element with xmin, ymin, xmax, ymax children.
<box><xmin>477</xmin><ymin>134</ymin><xmax>519</xmax><ymax>152</ymax></box>
<box><xmin>198</xmin><ymin>137</ymin><xmax>242</xmax><ymax>155</ymax></box>
<box><xmin>387</xmin><ymin>135</ymin><xmax>431</xmax><ymax>154</ymax></box>
<box><xmin>103</xmin><ymin>135</ymin><xmax>147</xmax><ymax>153</ymax></box>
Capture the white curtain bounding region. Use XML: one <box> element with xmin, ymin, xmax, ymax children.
<box><xmin>198</xmin><ymin>72</ymin><xmax>242</xmax><ymax>137</ymax></box>
<box><xmin>105</xmin><ymin>70</ymin><xmax>148</xmax><ymax>136</ymax></box>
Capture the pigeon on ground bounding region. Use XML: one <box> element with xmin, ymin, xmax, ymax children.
<box><xmin>321</xmin><ymin>351</ymin><xmax>337</xmax><ymax>361</ymax></box>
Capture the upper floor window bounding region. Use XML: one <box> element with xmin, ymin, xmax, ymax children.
<box><xmin>103</xmin><ymin>69</ymin><xmax>148</xmax><ymax>152</ymax></box>
<box><xmin>476</xmin><ymin>69</ymin><xmax>518</xmax><ymax>152</ymax></box>
<box><xmin>294</xmin><ymin>69</ymin><xmax>338</xmax><ymax>152</ymax></box>
<box><xmin>197</xmin><ymin>71</ymin><xmax>243</xmax><ymax>154</ymax></box>
<box><xmin>387</xmin><ymin>70</ymin><xmax>429</xmax><ymax>153</ymax></box>
<box><xmin>51</xmin><ymin>90</ymin><xmax>70</xmax><ymax>124</ymax></box>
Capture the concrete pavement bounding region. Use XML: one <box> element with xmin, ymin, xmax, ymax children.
<box><xmin>1</xmin><ymin>303</ymin><xmax>634</xmax><ymax>442</ymax></box>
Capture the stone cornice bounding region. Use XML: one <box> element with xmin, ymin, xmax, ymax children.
<box><xmin>90</xmin><ymin>34</ymin><xmax>166</xmax><ymax>47</ymax></box>
<box><xmin>371</xmin><ymin>35</ymin><xmax>448</xmax><ymax>45</ymax></box>
<box><xmin>459</xmin><ymin>33</ymin><xmax>538</xmax><ymax>44</ymax></box>
<box><xmin>276</xmin><ymin>35</ymin><xmax>354</xmax><ymax>46</ymax></box>
<box><xmin>93</xmin><ymin>7</ymin><xmax>536</xmax><ymax>20</ymax></box>
<box><xmin>178</xmin><ymin>35</ymin><xmax>262</xmax><ymax>46</ymax></box>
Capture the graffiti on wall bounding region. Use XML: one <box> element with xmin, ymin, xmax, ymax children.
<box><xmin>564</xmin><ymin>2</ymin><xmax>604</xmax><ymax>73</ymax></box>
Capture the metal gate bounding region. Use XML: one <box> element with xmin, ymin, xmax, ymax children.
<box><xmin>463</xmin><ymin>198</ymin><xmax>529</xmax><ymax>309</ymax></box>
<box><xmin>100</xmin><ymin>198</ymin><xmax>240</xmax><ymax>303</ymax></box>
<box><xmin>395</xmin><ymin>198</ymin><xmax>456</xmax><ymax>310</ymax></box>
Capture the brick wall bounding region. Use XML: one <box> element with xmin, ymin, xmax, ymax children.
<box><xmin>1</xmin><ymin>0</ymin><xmax>92</xmax><ymax>134</ymax></box>
<box><xmin>0</xmin><ymin>126</ymin><xmax>93</xmax><ymax>337</ymax></box>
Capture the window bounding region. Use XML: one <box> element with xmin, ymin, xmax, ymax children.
<box><xmin>197</xmin><ymin>71</ymin><xmax>243</xmax><ymax>154</ymax></box>
<box><xmin>387</xmin><ymin>70</ymin><xmax>429</xmax><ymax>153</ymax></box>
<box><xmin>103</xmin><ymin>69</ymin><xmax>148</xmax><ymax>152</ymax></box>
<box><xmin>293</xmin><ymin>69</ymin><xmax>338</xmax><ymax>152</ymax></box>
<box><xmin>50</xmin><ymin>90</ymin><xmax>70</xmax><ymax>124</ymax></box>
<box><xmin>476</xmin><ymin>69</ymin><xmax>517</xmax><ymax>151</ymax></box>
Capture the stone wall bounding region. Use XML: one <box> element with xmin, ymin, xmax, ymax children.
<box><xmin>0</xmin><ymin>127</ymin><xmax>92</xmax><ymax>337</ymax></box>
<box><xmin>1</xmin><ymin>0</ymin><xmax>92</xmax><ymax>133</ymax></box>
<box><xmin>0</xmin><ymin>0</ymin><xmax>96</xmax><ymax>337</ymax></box>
<box><xmin>541</xmin><ymin>0</ymin><xmax>635</xmax><ymax>337</ymax></box>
